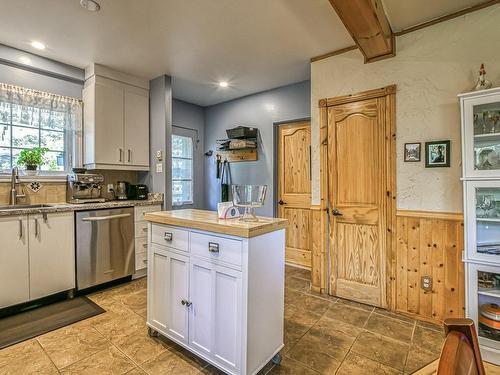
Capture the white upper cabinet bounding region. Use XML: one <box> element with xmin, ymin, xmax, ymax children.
<box><xmin>83</xmin><ymin>64</ymin><xmax>149</xmax><ymax>171</ymax></box>
<box><xmin>460</xmin><ymin>87</ymin><xmax>500</xmax><ymax>179</ymax></box>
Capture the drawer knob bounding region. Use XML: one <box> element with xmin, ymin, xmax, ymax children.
<box><xmin>181</xmin><ymin>299</ymin><xmax>192</xmax><ymax>307</ymax></box>
<box><xmin>142</xmin><ymin>227</ymin><xmax>148</xmax><ymax>232</ymax></box>
<box><xmin>164</xmin><ymin>232</ymin><xmax>173</xmax><ymax>241</ymax></box>
<box><xmin>143</xmin><ymin>243</ymin><xmax>148</xmax><ymax>248</ymax></box>
<box><xmin>208</xmin><ymin>242</ymin><xmax>220</xmax><ymax>253</ymax></box>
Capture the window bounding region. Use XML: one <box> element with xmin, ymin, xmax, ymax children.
<box><xmin>0</xmin><ymin>83</ymin><xmax>82</xmax><ymax>174</ymax></box>
<box><xmin>172</xmin><ymin>133</ymin><xmax>194</xmax><ymax>205</ymax></box>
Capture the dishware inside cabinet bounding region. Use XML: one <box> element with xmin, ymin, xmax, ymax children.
<box><xmin>477</xmin><ymin>270</ymin><xmax>500</xmax><ymax>343</ymax></box>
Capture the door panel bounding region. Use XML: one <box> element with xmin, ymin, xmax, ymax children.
<box><xmin>167</xmin><ymin>252</ymin><xmax>190</xmax><ymax>344</ymax></box>
<box><xmin>0</xmin><ymin>216</ymin><xmax>29</xmax><ymax>308</ymax></box>
<box><xmin>278</xmin><ymin>121</ymin><xmax>312</xmax><ymax>269</ymax></box>
<box><xmin>328</xmin><ymin>97</ymin><xmax>386</xmax><ymax>307</ymax></box>
<box><xmin>124</xmin><ymin>89</ymin><xmax>149</xmax><ymax>167</ymax></box>
<box><xmin>149</xmin><ymin>247</ymin><xmax>168</xmax><ymax>330</ymax></box>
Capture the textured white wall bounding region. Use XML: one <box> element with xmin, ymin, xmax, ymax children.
<box><xmin>311</xmin><ymin>5</ymin><xmax>500</xmax><ymax>212</ymax></box>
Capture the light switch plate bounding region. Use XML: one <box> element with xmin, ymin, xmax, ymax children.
<box><xmin>156</xmin><ymin>163</ymin><xmax>163</xmax><ymax>173</ymax></box>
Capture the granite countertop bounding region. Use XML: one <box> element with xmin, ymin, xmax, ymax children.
<box><xmin>144</xmin><ymin>209</ymin><xmax>288</xmax><ymax>238</ymax></box>
<box><xmin>0</xmin><ymin>194</ymin><xmax>163</xmax><ymax>217</ymax></box>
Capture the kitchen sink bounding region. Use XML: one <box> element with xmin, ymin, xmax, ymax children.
<box><xmin>0</xmin><ymin>204</ymin><xmax>55</xmax><ymax>210</ymax></box>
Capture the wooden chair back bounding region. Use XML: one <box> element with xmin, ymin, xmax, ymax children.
<box><xmin>436</xmin><ymin>318</ymin><xmax>486</xmax><ymax>375</ymax></box>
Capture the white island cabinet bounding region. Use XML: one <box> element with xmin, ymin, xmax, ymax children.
<box><xmin>144</xmin><ymin>209</ymin><xmax>287</xmax><ymax>375</ymax></box>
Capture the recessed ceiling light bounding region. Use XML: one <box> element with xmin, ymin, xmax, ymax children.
<box><xmin>31</xmin><ymin>41</ymin><xmax>45</xmax><ymax>50</ymax></box>
<box><xmin>19</xmin><ymin>56</ymin><xmax>32</xmax><ymax>65</ymax></box>
<box><xmin>80</xmin><ymin>0</ymin><xmax>100</xmax><ymax>12</ymax></box>
<box><xmin>219</xmin><ymin>81</ymin><xmax>228</xmax><ymax>88</ymax></box>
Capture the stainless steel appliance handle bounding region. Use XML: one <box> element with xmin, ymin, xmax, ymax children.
<box><xmin>19</xmin><ymin>218</ymin><xmax>23</xmax><ymax>239</ymax></box>
<box><xmin>208</xmin><ymin>242</ymin><xmax>220</xmax><ymax>253</ymax></box>
<box><xmin>82</xmin><ymin>213</ymin><xmax>131</xmax><ymax>222</ymax></box>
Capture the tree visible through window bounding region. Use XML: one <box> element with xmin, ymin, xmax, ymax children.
<box><xmin>0</xmin><ymin>83</ymin><xmax>82</xmax><ymax>174</ymax></box>
<box><xmin>172</xmin><ymin>134</ymin><xmax>193</xmax><ymax>205</ymax></box>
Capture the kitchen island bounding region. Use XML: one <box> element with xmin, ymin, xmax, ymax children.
<box><xmin>144</xmin><ymin>209</ymin><xmax>287</xmax><ymax>375</ymax></box>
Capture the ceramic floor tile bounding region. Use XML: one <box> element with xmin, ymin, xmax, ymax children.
<box><xmin>351</xmin><ymin>330</ymin><xmax>409</xmax><ymax>371</ymax></box>
<box><xmin>323</xmin><ymin>302</ymin><xmax>371</xmax><ymax>327</ymax></box>
<box><xmin>415</xmin><ymin>319</ymin><xmax>445</xmax><ymax>332</ymax></box>
<box><xmin>283</xmin><ymin>305</ymin><xmax>322</xmax><ymax>352</ymax></box>
<box><xmin>365</xmin><ymin>313</ymin><xmax>415</xmax><ymax>343</ymax></box>
<box><xmin>285</xmin><ymin>290</ymin><xmax>331</xmax><ymax>316</ymax></box>
<box><xmin>37</xmin><ymin>322</ymin><xmax>109</xmax><ymax>369</ymax></box>
<box><xmin>373</xmin><ymin>308</ymin><xmax>416</xmax><ymax>324</ymax></box>
<box><xmin>120</xmin><ymin>290</ymin><xmax>148</xmax><ymax>312</ymax></box>
<box><xmin>412</xmin><ymin>326</ymin><xmax>445</xmax><ymax>354</ymax></box>
<box><xmin>336</xmin><ymin>297</ymin><xmax>375</xmax><ymax>312</ymax></box>
<box><xmin>404</xmin><ymin>346</ymin><xmax>439</xmax><ymax>374</ymax></box>
<box><xmin>267</xmin><ymin>357</ymin><xmax>320</xmax><ymax>374</ymax></box>
<box><xmin>285</xmin><ymin>266</ymin><xmax>311</xmax><ymax>281</ymax></box>
<box><xmin>0</xmin><ymin>340</ymin><xmax>58</xmax><ymax>375</ymax></box>
<box><xmin>336</xmin><ymin>352</ymin><xmax>401</xmax><ymax>375</ymax></box>
<box><xmin>139</xmin><ymin>348</ymin><xmax>205</xmax><ymax>375</ymax></box>
<box><xmin>111</xmin><ymin>327</ymin><xmax>171</xmax><ymax>365</ymax></box>
<box><xmin>285</xmin><ymin>276</ymin><xmax>311</xmax><ymax>292</ymax></box>
<box><xmin>123</xmin><ymin>367</ymin><xmax>147</xmax><ymax>375</ymax></box>
<box><xmin>60</xmin><ymin>345</ymin><xmax>136</xmax><ymax>374</ymax></box>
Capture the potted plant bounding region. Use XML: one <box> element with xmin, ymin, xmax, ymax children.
<box><xmin>17</xmin><ymin>147</ymin><xmax>49</xmax><ymax>176</ymax></box>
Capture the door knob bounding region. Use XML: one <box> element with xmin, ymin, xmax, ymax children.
<box><xmin>278</xmin><ymin>200</ymin><xmax>286</xmax><ymax>205</ymax></box>
<box><xmin>331</xmin><ymin>209</ymin><xmax>343</xmax><ymax>216</ymax></box>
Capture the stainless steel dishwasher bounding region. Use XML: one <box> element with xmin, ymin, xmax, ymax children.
<box><xmin>75</xmin><ymin>207</ymin><xmax>135</xmax><ymax>290</ymax></box>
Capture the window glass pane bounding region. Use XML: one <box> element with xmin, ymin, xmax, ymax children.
<box><xmin>172</xmin><ymin>158</ymin><xmax>193</xmax><ymax>180</ymax></box>
<box><xmin>0</xmin><ymin>125</ymin><xmax>10</xmax><ymax>147</ymax></box>
<box><xmin>172</xmin><ymin>135</ymin><xmax>193</xmax><ymax>158</ymax></box>
<box><xmin>41</xmin><ymin>109</ymin><xmax>65</xmax><ymax>131</ymax></box>
<box><xmin>0</xmin><ymin>147</ymin><xmax>10</xmax><ymax>171</ymax></box>
<box><xmin>12</xmin><ymin>126</ymin><xmax>39</xmax><ymax>148</ymax></box>
<box><xmin>11</xmin><ymin>104</ymin><xmax>39</xmax><ymax>128</ymax></box>
<box><xmin>172</xmin><ymin>180</ymin><xmax>193</xmax><ymax>205</ymax></box>
<box><xmin>41</xmin><ymin>151</ymin><xmax>65</xmax><ymax>171</ymax></box>
<box><xmin>0</xmin><ymin>102</ymin><xmax>10</xmax><ymax>123</ymax></box>
<box><xmin>41</xmin><ymin>129</ymin><xmax>64</xmax><ymax>151</ymax></box>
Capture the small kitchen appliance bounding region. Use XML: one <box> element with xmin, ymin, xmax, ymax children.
<box><xmin>231</xmin><ymin>184</ymin><xmax>267</xmax><ymax>222</ymax></box>
<box><xmin>129</xmin><ymin>184</ymin><xmax>148</xmax><ymax>200</ymax></box>
<box><xmin>115</xmin><ymin>181</ymin><xmax>130</xmax><ymax>200</ymax></box>
<box><xmin>67</xmin><ymin>173</ymin><xmax>105</xmax><ymax>204</ymax></box>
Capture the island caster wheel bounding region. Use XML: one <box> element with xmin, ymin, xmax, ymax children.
<box><xmin>271</xmin><ymin>353</ymin><xmax>282</xmax><ymax>365</ymax></box>
<box><xmin>147</xmin><ymin>327</ymin><xmax>158</xmax><ymax>337</ymax></box>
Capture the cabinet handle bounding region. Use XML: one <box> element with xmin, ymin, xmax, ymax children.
<box><xmin>19</xmin><ymin>218</ymin><xmax>23</xmax><ymax>239</ymax></box>
<box><xmin>208</xmin><ymin>242</ymin><xmax>220</xmax><ymax>253</ymax></box>
<box><xmin>143</xmin><ymin>259</ymin><xmax>148</xmax><ymax>264</ymax></box>
<box><xmin>142</xmin><ymin>243</ymin><xmax>148</xmax><ymax>249</ymax></box>
<box><xmin>164</xmin><ymin>232</ymin><xmax>173</xmax><ymax>241</ymax></box>
<box><xmin>119</xmin><ymin>148</ymin><xmax>123</xmax><ymax>162</ymax></box>
<box><xmin>128</xmin><ymin>149</ymin><xmax>131</xmax><ymax>163</ymax></box>
<box><xmin>181</xmin><ymin>299</ymin><xmax>192</xmax><ymax>307</ymax></box>
<box><xmin>34</xmin><ymin>218</ymin><xmax>38</xmax><ymax>237</ymax></box>
<box><xmin>142</xmin><ymin>227</ymin><xmax>148</xmax><ymax>232</ymax></box>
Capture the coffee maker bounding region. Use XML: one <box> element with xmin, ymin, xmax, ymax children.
<box><xmin>67</xmin><ymin>173</ymin><xmax>106</xmax><ymax>204</ymax></box>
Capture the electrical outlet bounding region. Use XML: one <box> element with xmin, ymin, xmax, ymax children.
<box><xmin>421</xmin><ymin>275</ymin><xmax>432</xmax><ymax>292</ymax></box>
<box><xmin>107</xmin><ymin>184</ymin><xmax>114</xmax><ymax>193</ymax></box>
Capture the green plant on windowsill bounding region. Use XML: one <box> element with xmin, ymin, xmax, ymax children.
<box><xmin>17</xmin><ymin>147</ymin><xmax>49</xmax><ymax>176</ymax></box>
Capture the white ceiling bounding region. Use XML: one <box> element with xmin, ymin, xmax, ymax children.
<box><xmin>0</xmin><ymin>0</ymin><xmax>492</xmax><ymax>106</ymax></box>
<box><xmin>382</xmin><ymin>0</ymin><xmax>488</xmax><ymax>32</ymax></box>
<box><xmin>0</xmin><ymin>0</ymin><xmax>352</xmax><ymax>106</ymax></box>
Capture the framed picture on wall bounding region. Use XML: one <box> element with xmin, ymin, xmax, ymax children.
<box><xmin>404</xmin><ymin>143</ymin><xmax>421</xmax><ymax>162</ymax></box>
<box><xmin>425</xmin><ymin>140</ymin><xmax>451</xmax><ymax>168</ymax></box>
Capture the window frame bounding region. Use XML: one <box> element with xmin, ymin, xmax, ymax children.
<box><xmin>171</xmin><ymin>127</ymin><xmax>196</xmax><ymax>207</ymax></box>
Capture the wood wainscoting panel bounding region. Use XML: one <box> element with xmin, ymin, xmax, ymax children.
<box><xmin>311</xmin><ymin>205</ymin><xmax>327</xmax><ymax>293</ymax></box>
<box><xmin>396</xmin><ymin>210</ymin><xmax>464</xmax><ymax>322</ymax></box>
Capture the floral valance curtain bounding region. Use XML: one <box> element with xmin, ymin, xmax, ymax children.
<box><xmin>0</xmin><ymin>83</ymin><xmax>82</xmax><ymax>132</ymax></box>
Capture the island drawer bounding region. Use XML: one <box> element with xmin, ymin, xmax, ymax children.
<box><xmin>135</xmin><ymin>221</ymin><xmax>149</xmax><ymax>238</ymax></box>
<box><xmin>151</xmin><ymin>224</ymin><xmax>189</xmax><ymax>252</ymax></box>
<box><xmin>135</xmin><ymin>237</ymin><xmax>148</xmax><ymax>253</ymax></box>
<box><xmin>135</xmin><ymin>250</ymin><xmax>148</xmax><ymax>271</ymax></box>
<box><xmin>190</xmin><ymin>232</ymin><xmax>242</xmax><ymax>267</ymax></box>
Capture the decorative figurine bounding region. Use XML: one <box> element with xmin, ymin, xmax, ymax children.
<box><xmin>473</xmin><ymin>63</ymin><xmax>493</xmax><ymax>91</ymax></box>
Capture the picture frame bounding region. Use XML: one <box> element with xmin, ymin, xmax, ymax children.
<box><xmin>404</xmin><ymin>143</ymin><xmax>421</xmax><ymax>162</ymax></box>
<box><xmin>425</xmin><ymin>140</ymin><xmax>450</xmax><ymax>168</ymax></box>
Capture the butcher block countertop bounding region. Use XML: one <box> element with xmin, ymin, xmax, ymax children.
<box><xmin>144</xmin><ymin>209</ymin><xmax>287</xmax><ymax>238</ymax></box>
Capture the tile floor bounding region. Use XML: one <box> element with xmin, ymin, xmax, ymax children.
<box><xmin>0</xmin><ymin>266</ymin><xmax>483</xmax><ymax>374</ymax></box>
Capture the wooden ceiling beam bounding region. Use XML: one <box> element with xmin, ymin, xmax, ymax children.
<box><xmin>328</xmin><ymin>0</ymin><xmax>395</xmax><ymax>63</ymax></box>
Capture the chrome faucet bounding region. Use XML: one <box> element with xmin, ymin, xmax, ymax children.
<box><xmin>10</xmin><ymin>167</ymin><xmax>26</xmax><ymax>205</ymax></box>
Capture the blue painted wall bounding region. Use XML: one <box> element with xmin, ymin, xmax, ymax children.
<box><xmin>203</xmin><ymin>80</ymin><xmax>310</xmax><ymax>216</ymax></box>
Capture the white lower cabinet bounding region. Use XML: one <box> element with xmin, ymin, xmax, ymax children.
<box><xmin>0</xmin><ymin>212</ymin><xmax>75</xmax><ymax>309</ymax></box>
<box><xmin>29</xmin><ymin>212</ymin><xmax>75</xmax><ymax>300</ymax></box>
<box><xmin>148</xmin><ymin>223</ymin><xmax>285</xmax><ymax>375</ymax></box>
<box><xmin>0</xmin><ymin>215</ymin><xmax>29</xmax><ymax>309</ymax></box>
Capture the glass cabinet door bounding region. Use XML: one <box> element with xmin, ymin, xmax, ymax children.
<box><xmin>466</xmin><ymin>181</ymin><xmax>500</xmax><ymax>264</ymax></box>
<box><xmin>463</xmin><ymin>90</ymin><xmax>500</xmax><ymax>178</ymax></box>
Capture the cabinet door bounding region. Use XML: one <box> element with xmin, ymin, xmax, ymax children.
<box><xmin>212</xmin><ymin>265</ymin><xmax>242</xmax><ymax>371</ymax></box>
<box><xmin>94</xmin><ymin>79</ymin><xmax>125</xmax><ymax>165</ymax></box>
<box><xmin>124</xmin><ymin>88</ymin><xmax>149</xmax><ymax>167</ymax></box>
<box><xmin>462</xmin><ymin>90</ymin><xmax>500</xmax><ymax>178</ymax></box>
<box><xmin>0</xmin><ymin>216</ymin><xmax>29</xmax><ymax>308</ymax></box>
<box><xmin>189</xmin><ymin>259</ymin><xmax>214</xmax><ymax>357</ymax></box>
<box><xmin>29</xmin><ymin>212</ymin><xmax>75</xmax><ymax>300</ymax></box>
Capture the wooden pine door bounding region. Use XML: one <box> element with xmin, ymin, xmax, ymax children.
<box><xmin>328</xmin><ymin>97</ymin><xmax>390</xmax><ymax>307</ymax></box>
<box><xmin>278</xmin><ymin>121</ymin><xmax>312</xmax><ymax>269</ymax></box>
